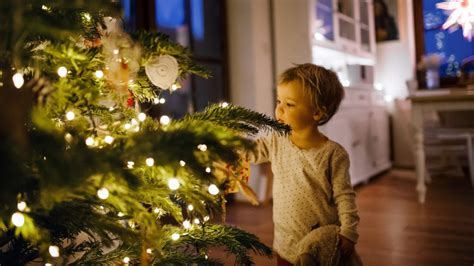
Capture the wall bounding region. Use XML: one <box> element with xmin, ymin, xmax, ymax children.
<box><xmin>226</xmin><ymin>0</ymin><xmax>274</xmax><ymax>201</ymax></box>
<box><xmin>272</xmin><ymin>0</ymin><xmax>312</xmax><ymax>75</ymax></box>
<box><xmin>375</xmin><ymin>0</ymin><xmax>416</xmax><ymax>167</ymax></box>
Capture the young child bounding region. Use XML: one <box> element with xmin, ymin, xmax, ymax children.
<box><xmin>246</xmin><ymin>64</ymin><xmax>361</xmax><ymax>265</ymax></box>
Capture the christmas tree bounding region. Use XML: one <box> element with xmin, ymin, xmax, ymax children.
<box><xmin>0</xmin><ymin>1</ymin><xmax>288</xmax><ymax>265</ymax></box>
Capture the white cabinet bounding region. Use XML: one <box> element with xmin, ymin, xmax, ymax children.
<box><xmin>313</xmin><ymin>0</ymin><xmax>376</xmax><ymax>64</ymax></box>
<box><xmin>321</xmin><ymin>87</ymin><xmax>391</xmax><ymax>185</ymax></box>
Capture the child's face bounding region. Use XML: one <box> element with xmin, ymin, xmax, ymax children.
<box><xmin>275</xmin><ymin>81</ymin><xmax>320</xmax><ymax>131</ymax></box>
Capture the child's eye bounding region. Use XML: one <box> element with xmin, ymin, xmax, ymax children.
<box><xmin>276</xmin><ymin>100</ymin><xmax>281</xmax><ymax>104</ymax></box>
<box><xmin>286</xmin><ymin>103</ymin><xmax>294</xmax><ymax>107</ymax></box>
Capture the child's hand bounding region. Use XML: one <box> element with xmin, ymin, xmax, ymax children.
<box><xmin>339</xmin><ymin>234</ymin><xmax>355</xmax><ymax>258</ymax></box>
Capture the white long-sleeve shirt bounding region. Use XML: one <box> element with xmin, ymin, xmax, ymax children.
<box><xmin>246</xmin><ymin>132</ymin><xmax>359</xmax><ymax>263</ymax></box>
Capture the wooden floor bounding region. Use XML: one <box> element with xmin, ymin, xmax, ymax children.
<box><xmin>215</xmin><ymin>169</ymin><xmax>474</xmax><ymax>265</ymax></box>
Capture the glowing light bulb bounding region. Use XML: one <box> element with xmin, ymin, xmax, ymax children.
<box><xmin>11</xmin><ymin>212</ymin><xmax>24</xmax><ymax>227</ymax></box>
<box><xmin>113</xmin><ymin>49</ymin><xmax>119</xmax><ymax>55</ymax></box>
<box><xmin>168</xmin><ymin>178</ymin><xmax>180</xmax><ymax>190</ymax></box>
<box><xmin>193</xmin><ymin>218</ymin><xmax>200</xmax><ymax>224</ymax></box>
<box><xmin>146</xmin><ymin>158</ymin><xmax>154</xmax><ymax>167</ymax></box>
<box><xmin>104</xmin><ymin>135</ymin><xmax>114</xmax><ymax>144</ymax></box>
<box><xmin>57</xmin><ymin>66</ymin><xmax>68</xmax><ymax>77</ymax></box>
<box><xmin>66</xmin><ymin>111</ymin><xmax>75</xmax><ymax>121</ymax></box>
<box><xmin>197</xmin><ymin>144</ymin><xmax>207</xmax><ymax>152</ymax></box>
<box><xmin>95</xmin><ymin>70</ymin><xmax>104</xmax><ymax>79</ymax></box>
<box><xmin>153</xmin><ymin>207</ymin><xmax>162</xmax><ymax>214</ymax></box>
<box><xmin>17</xmin><ymin>201</ymin><xmax>27</xmax><ymax>211</ymax></box>
<box><xmin>204</xmin><ymin>216</ymin><xmax>210</xmax><ymax>222</ymax></box>
<box><xmin>171</xmin><ymin>233</ymin><xmax>180</xmax><ymax>240</ymax></box>
<box><xmin>123</xmin><ymin>257</ymin><xmax>130</xmax><ymax>263</ymax></box>
<box><xmin>131</xmin><ymin>119</ymin><xmax>138</xmax><ymax>125</ymax></box>
<box><xmin>127</xmin><ymin>161</ymin><xmax>134</xmax><ymax>169</ymax></box>
<box><xmin>159</xmin><ymin>98</ymin><xmax>166</xmax><ymax>104</ymax></box>
<box><xmin>138</xmin><ymin>112</ymin><xmax>146</xmax><ymax>121</ymax></box>
<box><xmin>160</xmin><ymin>115</ymin><xmax>170</xmax><ymax>125</ymax></box>
<box><xmin>220</xmin><ymin>102</ymin><xmax>229</xmax><ymax>108</ymax></box>
<box><xmin>205</xmin><ymin>167</ymin><xmax>211</xmax><ymax>173</ymax></box>
<box><xmin>179</xmin><ymin>160</ymin><xmax>186</xmax><ymax>167</ymax></box>
<box><xmin>97</xmin><ymin>188</ymin><xmax>109</xmax><ymax>199</ymax></box>
<box><xmin>183</xmin><ymin>220</ymin><xmax>191</xmax><ymax>229</ymax></box>
<box><xmin>123</xmin><ymin>123</ymin><xmax>131</xmax><ymax>130</ymax></box>
<box><xmin>187</xmin><ymin>204</ymin><xmax>194</xmax><ymax>211</ymax></box>
<box><xmin>85</xmin><ymin>137</ymin><xmax>94</xmax><ymax>146</ymax></box>
<box><xmin>12</xmin><ymin>73</ymin><xmax>24</xmax><ymax>89</ymax></box>
<box><xmin>117</xmin><ymin>212</ymin><xmax>124</xmax><ymax>217</ymax></box>
<box><xmin>64</xmin><ymin>133</ymin><xmax>73</xmax><ymax>143</ymax></box>
<box><xmin>49</xmin><ymin>245</ymin><xmax>59</xmax><ymax>257</ymax></box>
<box><xmin>170</xmin><ymin>84</ymin><xmax>178</xmax><ymax>91</ymax></box>
<box><xmin>208</xmin><ymin>184</ymin><xmax>219</xmax><ymax>195</ymax></box>
<box><xmin>146</xmin><ymin>248</ymin><xmax>152</xmax><ymax>254</ymax></box>
<box><xmin>83</xmin><ymin>13</ymin><xmax>91</xmax><ymax>21</ymax></box>
<box><xmin>153</xmin><ymin>98</ymin><xmax>160</xmax><ymax>104</ymax></box>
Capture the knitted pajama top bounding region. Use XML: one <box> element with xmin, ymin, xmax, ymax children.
<box><xmin>246</xmin><ymin>132</ymin><xmax>359</xmax><ymax>263</ymax></box>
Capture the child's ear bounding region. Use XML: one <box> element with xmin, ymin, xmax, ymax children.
<box><xmin>313</xmin><ymin>110</ymin><xmax>323</xmax><ymax>121</ymax></box>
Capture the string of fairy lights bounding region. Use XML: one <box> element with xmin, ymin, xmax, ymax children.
<box><xmin>8</xmin><ymin>61</ymin><xmax>228</xmax><ymax>264</ymax></box>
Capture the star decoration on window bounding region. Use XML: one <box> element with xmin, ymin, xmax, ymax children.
<box><xmin>437</xmin><ymin>0</ymin><xmax>474</xmax><ymax>41</ymax></box>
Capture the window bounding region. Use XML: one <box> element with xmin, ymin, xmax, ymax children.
<box><xmin>122</xmin><ymin>0</ymin><xmax>228</xmax><ymax>118</ymax></box>
<box><xmin>414</xmin><ymin>0</ymin><xmax>474</xmax><ymax>88</ymax></box>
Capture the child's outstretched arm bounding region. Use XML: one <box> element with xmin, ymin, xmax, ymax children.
<box><xmin>330</xmin><ymin>149</ymin><xmax>360</xmax><ymax>255</ymax></box>
<box><xmin>242</xmin><ymin>132</ymin><xmax>273</xmax><ymax>164</ymax></box>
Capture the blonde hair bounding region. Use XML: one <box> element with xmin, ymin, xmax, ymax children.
<box><xmin>278</xmin><ymin>63</ymin><xmax>344</xmax><ymax>125</ymax></box>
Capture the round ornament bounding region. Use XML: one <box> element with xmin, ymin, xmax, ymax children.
<box><xmin>145</xmin><ymin>55</ymin><xmax>179</xmax><ymax>90</ymax></box>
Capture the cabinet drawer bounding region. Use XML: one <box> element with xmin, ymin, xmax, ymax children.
<box><xmin>343</xmin><ymin>89</ymin><xmax>371</xmax><ymax>107</ymax></box>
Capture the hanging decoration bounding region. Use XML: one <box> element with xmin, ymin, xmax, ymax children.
<box><xmin>437</xmin><ymin>0</ymin><xmax>474</xmax><ymax>41</ymax></box>
<box><xmin>145</xmin><ymin>55</ymin><xmax>179</xmax><ymax>90</ymax></box>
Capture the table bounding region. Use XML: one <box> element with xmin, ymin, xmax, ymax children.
<box><xmin>410</xmin><ymin>88</ymin><xmax>474</xmax><ymax>203</ymax></box>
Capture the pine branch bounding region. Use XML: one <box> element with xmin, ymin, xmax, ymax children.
<box><xmin>175</xmin><ymin>224</ymin><xmax>273</xmax><ymax>265</ymax></box>
<box><xmin>182</xmin><ymin>104</ymin><xmax>290</xmax><ymax>136</ymax></box>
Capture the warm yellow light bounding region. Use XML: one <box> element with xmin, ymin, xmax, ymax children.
<box><xmin>123</xmin><ymin>257</ymin><xmax>130</xmax><ymax>263</ymax></box>
<box><xmin>171</xmin><ymin>233</ymin><xmax>180</xmax><ymax>241</ymax></box>
<box><xmin>57</xmin><ymin>66</ymin><xmax>68</xmax><ymax>77</ymax></box>
<box><xmin>160</xmin><ymin>115</ymin><xmax>170</xmax><ymax>125</ymax></box>
<box><xmin>197</xmin><ymin>144</ymin><xmax>207</xmax><ymax>152</ymax></box>
<box><xmin>85</xmin><ymin>137</ymin><xmax>94</xmax><ymax>146</ymax></box>
<box><xmin>208</xmin><ymin>184</ymin><xmax>219</xmax><ymax>195</ymax></box>
<box><xmin>11</xmin><ymin>212</ymin><xmax>25</xmax><ymax>227</ymax></box>
<box><xmin>187</xmin><ymin>204</ymin><xmax>194</xmax><ymax>211</ymax></box>
<box><xmin>138</xmin><ymin>112</ymin><xmax>146</xmax><ymax>121</ymax></box>
<box><xmin>127</xmin><ymin>161</ymin><xmax>135</xmax><ymax>169</ymax></box>
<box><xmin>66</xmin><ymin>111</ymin><xmax>75</xmax><ymax>121</ymax></box>
<box><xmin>17</xmin><ymin>201</ymin><xmax>27</xmax><ymax>211</ymax></box>
<box><xmin>220</xmin><ymin>102</ymin><xmax>229</xmax><ymax>108</ymax></box>
<box><xmin>168</xmin><ymin>178</ymin><xmax>180</xmax><ymax>190</ymax></box>
<box><xmin>95</xmin><ymin>70</ymin><xmax>104</xmax><ymax>79</ymax></box>
<box><xmin>97</xmin><ymin>188</ymin><xmax>109</xmax><ymax>200</ymax></box>
<box><xmin>183</xmin><ymin>220</ymin><xmax>191</xmax><ymax>229</ymax></box>
<box><xmin>146</xmin><ymin>158</ymin><xmax>154</xmax><ymax>167</ymax></box>
<box><xmin>104</xmin><ymin>135</ymin><xmax>114</xmax><ymax>144</ymax></box>
<box><xmin>146</xmin><ymin>248</ymin><xmax>152</xmax><ymax>254</ymax></box>
<box><xmin>12</xmin><ymin>73</ymin><xmax>24</xmax><ymax>89</ymax></box>
<box><xmin>205</xmin><ymin>167</ymin><xmax>211</xmax><ymax>173</ymax></box>
<box><xmin>49</xmin><ymin>245</ymin><xmax>60</xmax><ymax>257</ymax></box>
<box><xmin>179</xmin><ymin>160</ymin><xmax>186</xmax><ymax>167</ymax></box>
<box><xmin>193</xmin><ymin>218</ymin><xmax>200</xmax><ymax>224</ymax></box>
